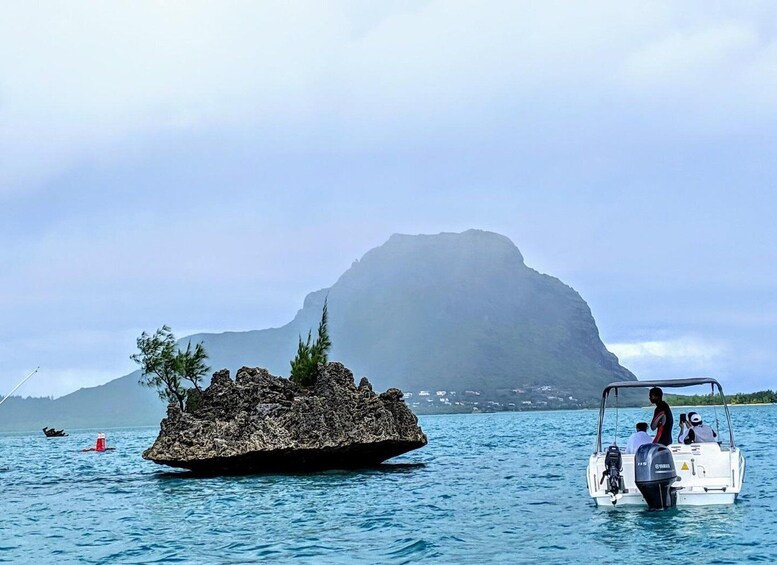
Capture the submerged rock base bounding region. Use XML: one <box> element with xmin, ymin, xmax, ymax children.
<box><xmin>142</xmin><ymin>362</ymin><xmax>427</xmax><ymax>474</ymax></box>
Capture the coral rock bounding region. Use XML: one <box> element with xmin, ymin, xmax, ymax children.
<box><xmin>142</xmin><ymin>362</ymin><xmax>427</xmax><ymax>474</ymax></box>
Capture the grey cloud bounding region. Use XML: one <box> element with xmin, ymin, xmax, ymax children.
<box><xmin>2</xmin><ymin>2</ymin><xmax>777</xmax><ymax>396</ymax></box>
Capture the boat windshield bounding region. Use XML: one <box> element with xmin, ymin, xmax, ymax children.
<box><xmin>594</xmin><ymin>380</ymin><xmax>735</xmax><ymax>453</ymax></box>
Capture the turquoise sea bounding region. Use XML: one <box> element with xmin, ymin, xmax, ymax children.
<box><xmin>1</xmin><ymin>406</ymin><xmax>775</xmax><ymax>563</ymax></box>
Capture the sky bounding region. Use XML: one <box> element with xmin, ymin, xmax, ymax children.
<box><xmin>1</xmin><ymin>1</ymin><xmax>776</xmax><ymax>398</ymax></box>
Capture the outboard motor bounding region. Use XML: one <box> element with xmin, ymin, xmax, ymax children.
<box><xmin>600</xmin><ymin>444</ymin><xmax>623</xmax><ymax>504</ymax></box>
<box><xmin>635</xmin><ymin>443</ymin><xmax>677</xmax><ymax>510</ymax></box>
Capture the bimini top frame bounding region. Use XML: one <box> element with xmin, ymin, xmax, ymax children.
<box><xmin>594</xmin><ymin>378</ymin><xmax>735</xmax><ymax>453</ymax></box>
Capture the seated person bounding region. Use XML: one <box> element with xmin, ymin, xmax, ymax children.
<box><xmin>626</xmin><ymin>422</ymin><xmax>652</xmax><ymax>454</ymax></box>
<box><xmin>679</xmin><ymin>412</ymin><xmax>718</xmax><ymax>444</ymax></box>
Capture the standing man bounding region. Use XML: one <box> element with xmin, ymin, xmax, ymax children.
<box><xmin>649</xmin><ymin>387</ymin><xmax>674</xmax><ymax>446</ymax></box>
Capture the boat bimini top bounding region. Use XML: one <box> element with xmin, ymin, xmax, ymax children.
<box><xmin>595</xmin><ymin>377</ymin><xmax>735</xmax><ymax>453</ymax></box>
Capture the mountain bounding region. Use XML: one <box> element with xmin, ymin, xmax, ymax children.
<box><xmin>0</xmin><ymin>230</ymin><xmax>635</xmax><ymax>430</ymax></box>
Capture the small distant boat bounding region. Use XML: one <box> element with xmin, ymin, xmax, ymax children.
<box><xmin>42</xmin><ymin>427</ymin><xmax>67</xmax><ymax>437</ymax></box>
<box><xmin>587</xmin><ymin>378</ymin><xmax>746</xmax><ymax>509</ymax></box>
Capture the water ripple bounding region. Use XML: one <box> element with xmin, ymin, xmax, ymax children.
<box><xmin>0</xmin><ymin>407</ymin><xmax>775</xmax><ymax>562</ymax></box>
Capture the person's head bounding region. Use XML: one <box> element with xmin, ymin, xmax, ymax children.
<box><xmin>649</xmin><ymin>387</ymin><xmax>663</xmax><ymax>404</ymax></box>
<box><xmin>688</xmin><ymin>412</ymin><xmax>702</xmax><ymax>426</ymax></box>
<box><xmin>636</xmin><ymin>422</ymin><xmax>648</xmax><ymax>432</ymax></box>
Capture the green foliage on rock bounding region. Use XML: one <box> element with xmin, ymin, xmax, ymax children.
<box><xmin>290</xmin><ymin>299</ymin><xmax>331</xmax><ymax>387</ymax></box>
<box><xmin>131</xmin><ymin>325</ymin><xmax>210</xmax><ymax>411</ymax></box>
<box><xmin>176</xmin><ymin>340</ymin><xmax>210</xmax><ymax>391</ymax></box>
<box><xmin>185</xmin><ymin>387</ymin><xmax>203</xmax><ymax>413</ymax></box>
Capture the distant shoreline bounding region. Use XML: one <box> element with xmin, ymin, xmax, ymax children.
<box><xmin>661</xmin><ymin>403</ymin><xmax>776</xmax><ymax>408</ymax></box>
<box><xmin>415</xmin><ymin>402</ymin><xmax>777</xmax><ymax>417</ymax></box>
<box><xmin>2</xmin><ymin>403</ymin><xmax>774</xmax><ymax>433</ymax></box>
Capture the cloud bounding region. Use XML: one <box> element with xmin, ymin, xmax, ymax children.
<box><xmin>621</xmin><ymin>24</ymin><xmax>759</xmax><ymax>89</ymax></box>
<box><xmin>0</xmin><ymin>329</ymin><xmax>138</xmax><ymax>398</ymax></box>
<box><xmin>3</xmin><ymin>1</ymin><xmax>777</xmax><ymax>196</ymax></box>
<box><xmin>605</xmin><ymin>336</ymin><xmax>777</xmax><ymax>393</ymax></box>
<box><xmin>606</xmin><ymin>336</ymin><xmax>737</xmax><ymax>388</ymax></box>
<box><xmin>608</xmin><ymin>337</ymin><xmax>725</xmax><ymax>362</ymax></box>
<box><xmin>8</xmin><ymin>368</ymin><xmax>120</xmax><ymax>399</ymax></box>
<box><xmin>2</xmin><ymin>2</ymin><xmax>777</xmax><ymax>397</ymax></box>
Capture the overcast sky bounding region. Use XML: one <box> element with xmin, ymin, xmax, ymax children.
<box><xmin>2</xmin><ymin>1</ymin><xmax>776</xmax><ymax>398</ymax></box>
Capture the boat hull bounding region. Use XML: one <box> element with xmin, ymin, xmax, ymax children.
<box><xmin>587</xmin><ymin>443</ymin><xmax>745</xmax><ymax>508</ymax></box>
<box><xmin>592</xmin><ymin>491</ymin><xmax>737</xmax><ymax>507</ymax></box>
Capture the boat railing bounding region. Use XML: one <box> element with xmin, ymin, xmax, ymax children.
<box><xmin>594</xmin><ymin>378</ymin><xmax>736</xmax><ymax>453</ymax></box>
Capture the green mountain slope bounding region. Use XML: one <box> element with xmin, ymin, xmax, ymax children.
<box><xmin>0</xmin><ymin>230</ymin><xmax>635</xmax><ymax>430</ymax></box>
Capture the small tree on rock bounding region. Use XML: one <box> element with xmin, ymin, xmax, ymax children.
<box><xmin>131</xmin><ymin>325</ymin><xmax>210</xmax><ymax>411</ymax></box>
<box><xmin>176</xmin><ymin>340</ymin><xmax>209</xmax><ymax>392</ymax></box>
<box><xmin>290</xmin><ymin>299</ymin><xmax>331</xmax><ymax>387</ymax></box>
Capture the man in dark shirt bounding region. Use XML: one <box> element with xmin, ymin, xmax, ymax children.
<box><xmin>649</xmin><ymin>387</ymin><xmax>674</xmax><ymax>445</ymax></box>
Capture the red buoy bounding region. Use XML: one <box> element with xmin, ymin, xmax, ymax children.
<box><xmin>81</xmin><ymin>432</ymin><xmax>115</xmax><ymax>452</ymax></box>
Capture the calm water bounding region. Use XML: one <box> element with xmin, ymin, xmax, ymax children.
<box><xmin>1</xmin><ymin>406</ymin><xmax>775</xmax><ymax>563</ymax></box>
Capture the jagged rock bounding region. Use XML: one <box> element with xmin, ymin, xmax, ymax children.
<box><xmin>142</xmin><ymin>362</ymin><xmax>427</xmax><ymax>474</ymax></box>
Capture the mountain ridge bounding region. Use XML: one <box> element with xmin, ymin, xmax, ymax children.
<box><xmin>0</xmin><ymin>229</ymin><xmax>635</xmax><ymax>430</ymax></box>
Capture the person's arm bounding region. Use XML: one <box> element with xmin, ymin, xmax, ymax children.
<box><xmin>678</xmin><ymin>424</ymin><xmax>688</xmax><ymax>444</ymax></box>
<box><xmin>651</xmin><ymin>411</ymin><xmax>666</xmax><ymax>442</ymax></box>
<box><xmin>684</xmin><ymin>428</ymin><xmax>695</xmax><ymax>445</ymax></box>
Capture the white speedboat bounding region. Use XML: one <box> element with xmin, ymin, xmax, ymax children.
<box><xmin>586</xmin><ymin>378</ymin><xmax>745</xmax><ymax>509</ymax></box>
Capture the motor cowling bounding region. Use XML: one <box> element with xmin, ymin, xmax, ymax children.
<box><xmin>635</xmin><ymin>443</ymin><xmax>677</xmax><ymax>510</ymax></box>
<box><xmin>600</xmin><ymin>444</ymin><xmax>623</xmax><ymax>504</ymax></box>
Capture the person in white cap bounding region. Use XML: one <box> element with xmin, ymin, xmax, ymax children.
<box><xmin>679</xmin><ymin>412</ymin><xmax>718</xmax><ymax>444</ymax></box>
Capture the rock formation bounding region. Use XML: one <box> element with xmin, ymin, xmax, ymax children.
<box><xmin>142</xmin><ymin>362</ymin><xmax>427</xmax><ymax>474</ymax></box>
